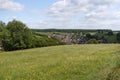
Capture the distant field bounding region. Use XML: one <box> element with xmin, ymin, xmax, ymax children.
<box><xmin>0</xmin><ymin>44</ymin><xmax>120</xmax><ymax>80</ymax></box>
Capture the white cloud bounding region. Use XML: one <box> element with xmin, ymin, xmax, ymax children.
<box><xmin>0</xmin><ymin>0</ymin><xmax>24</xmax><ymax>11</ymax></box>
<box><xmin>46</xmin><ymin>0</ymin><xmax>120</xmax><ymax>17</ymax></box>
<box><xmin>34</xmin><ymin>0</ymin><xmax>120</xmax><ymax>30</ymax></box>
<box><xmin>11</xmin><ymin>16</ymin><xmax>17</xmax><ymax>19</ymax></box>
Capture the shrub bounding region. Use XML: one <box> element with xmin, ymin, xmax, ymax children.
<box><xmin>86</xmin><ymin>39</ymin><xmax>98</xmax><ymax>44</ymax></box>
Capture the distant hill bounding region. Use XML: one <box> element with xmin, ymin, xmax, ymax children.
<box><xmin>31</xmin><ymin>29</ymin><xmax>120</xmax><ymax>44</ymax></box>
<box><xmin>31</xmin><ymin>29</ymin><xmax>112</xmax><ymax>33</ymax></box>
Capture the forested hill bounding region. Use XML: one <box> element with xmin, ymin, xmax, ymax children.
<box><xmin>31</xmin><ymin>29</ymin><xmax>113</xmax><ymax>33</ymax></box>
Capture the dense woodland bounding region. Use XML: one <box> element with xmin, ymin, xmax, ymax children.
<box><xmin>0</xmin><ymin>20</ymin><xmax>120</xmax><ymax>51</ymax></box>
<box><xmin>0</xmin><ymin>20</ymin><xmax>64</xmax><ymax>51</ymax></box>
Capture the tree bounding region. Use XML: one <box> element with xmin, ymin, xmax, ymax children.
<box><xmin>3</xmin><ymin>20</ymin><xmax>33</xmax><ymax>51</ymax></box>
<box><xmin>86</xmin><ymin>39</ymin><xmax>98</xmax><ymax>44</ymax></box>
<box><xmin>0</xmin><ymin>21</ymin><xmax>7</xmax><ymax>40</ymax></box>
<box><xmin>86</xmin><ymin>33</ymin><xmax>92</xmax><ymax>39</ymax></box>
<box><xmin>117</xmin><ymin>32</ymin><xmax>120</xmax><ymax>43</ymax></box>
<box><xmin>107</xmin><ymin>31</ymin><xmax>113</xmax><ymax>36</ymax></box>
<box><xmin>0</xmin><ymin>21</ymin><xmax>9</xmax><ymax>50</ymax></box>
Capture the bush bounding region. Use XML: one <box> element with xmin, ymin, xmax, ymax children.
<box><xmin>116</xmin><ymin>32</ymin><xmax>120</xmax><ymax>43</ymax></box>
<box><xmin>86</xmin><ymin>39</ymin><xmax>98</xmax><ymax>44</ymax></box>
<box><xmin>3</xmin><ymin>20</ymin><xmax>33</xmax><ymax>51</ymax></box>
<box><xmin>33</xmin><ymin>35</ymin><xmax>65</xmax><ymax>48</ymax></box>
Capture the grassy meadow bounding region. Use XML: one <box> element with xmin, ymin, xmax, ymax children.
<box><xmin>0</xmin><ymin>44</ymin><xmax>120</xmax><ymax>80</ymax></box>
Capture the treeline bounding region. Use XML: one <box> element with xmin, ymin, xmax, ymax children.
<box><xmin>84</xmin><ymin>31</ymin><xmax>120</xmax><ymax>44</ymax></box>
<box><xmin>0</xmin><ymin>20</ymin><xmax>64</xmax><ymax>51</ymax></box>
<box><xmin>32</xmin><ymin>29</ymin><xmax>112</xmax><ymax>33</ymax></box>
<box><xmin>86</xmin><ymin>30</ymin><xmax>120</xmax><ymax>43</ymax></box>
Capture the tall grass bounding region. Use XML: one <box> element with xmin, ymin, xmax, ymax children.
<box><xmin>0</xmin><ymin>44</ymin><xmax>120</xmax><ymax>80</ymax></box>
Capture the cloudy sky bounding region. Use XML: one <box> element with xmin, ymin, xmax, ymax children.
<box><xmin>0</xmin><ymin>0</ymin><xmax>120</xmax><ymax>30</ymax></box>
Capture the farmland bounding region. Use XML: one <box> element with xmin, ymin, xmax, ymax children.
<box><xmin>0</xmin><ymin>44</ymin><xmax>120</xmax><ymax>80</ymax></box>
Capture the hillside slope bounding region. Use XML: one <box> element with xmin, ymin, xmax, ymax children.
<box><xmin>0</xmin><ymin>44</ymin><xmax>120</xmax><ymax>80</ymax></box>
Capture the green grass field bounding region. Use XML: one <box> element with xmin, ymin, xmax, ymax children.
<box><xmin>0</xmin><ymin>44</ymin><xmax>120</xmax><ymax>80</ymax></box>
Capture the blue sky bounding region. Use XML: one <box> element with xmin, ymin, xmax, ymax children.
<box><xmin>0</xmin><ymin>0</ymin><xmax>120</xmax><ymax>30</ymax></box>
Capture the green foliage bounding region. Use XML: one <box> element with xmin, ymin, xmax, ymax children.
<box><xmin>107</xmin><ymin>31</ymin><xmax>113</xmax><ymax>36</ymax></box>
<box><xmin>3</xmin><ymin>20</ymin><xmax>33</xmax><ymax>51</ymax></box>
<box><xmin>32</xmin><ymin>29</ymin><xmax>111</xmax><ymax>33</ymax></box>
<box><xmin>86</xmin><ymin>39</ymin><xmax>98</xmax><ymax>44</ymax></box>
<box><xmin>86</xmin><ymin>33</ymin><xmax>92</xmax><ymax>39</ymax></box>
<box><xmin>0</xmin><ymin>20</ymin><xmax>64</xmax><ymax>51</ymax></box>
<box><xmin>33</xmin><ymin>35</ymin><xmax>65</xmax><ymax>47</ymax></box>
<box><xmin>116</xmin><ymin>32</ymin><xmax>120</xmax><ymax>43</ymax></box>
<box><xmin>95</xmin><ymin>31</ymin><xmax>117</xmax><ymax>43</ymax></box>
<box><xmin>0</xmin><ymin>21</ymin><xmax>10</xmax><ymax>50</ymax></box>
<box><xmin>0</xmin><ymin>21</ymin><xmax>8</xmax><ymax>40</ymax></box>
<box><xmin>104</xmin><ymin>34</ymin><xmax>117</xmax><ymax>43</ymax></box>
